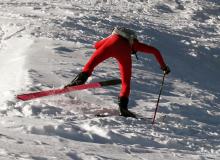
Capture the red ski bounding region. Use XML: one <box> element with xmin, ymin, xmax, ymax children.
<box><xmin>17</xmin><ymin>79</ymin><xmax>121</xmax><ymax>101</ymax></box>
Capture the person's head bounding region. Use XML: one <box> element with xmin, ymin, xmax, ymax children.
<box><xmin>112</xmin><ymin>26</ymin><xmax>137</xmax><ymax>45</ymax></box>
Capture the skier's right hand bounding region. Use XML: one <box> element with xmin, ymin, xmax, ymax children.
<box><xmin>161</xmin><ymin>65</ymin><xmax>171</xmax><ymax>75</ymax></box>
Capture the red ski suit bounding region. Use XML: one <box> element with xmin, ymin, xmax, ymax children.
<box><xmin>83</xmin><ymin>34</ymin><xmax>166</xmax><ymax>98</ymax></box>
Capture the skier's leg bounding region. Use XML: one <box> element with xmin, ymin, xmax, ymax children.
<box><xmin>65</xmin><ymin>48</ymin><xmax>111</xmax><ymax>87</ymax></box>
<box><xmin>117</xmin><ymin>54</ymin><xmax>132</xmax><ymax>98</ymax></box>
<box><xmin>116</xmin><ymin>55</ymin><xmax>136</xmax><ymax>118</ymax></box>
<box><xmin>82</xmin><ymin>48</ymin><xmax>111</xmax><ymax>75</ymax></box>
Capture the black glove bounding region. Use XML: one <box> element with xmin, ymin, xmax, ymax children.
<box><xmin>161</xmin><ymin>65</ymin><xmax>171</xmax><ymax>75</ymax></box>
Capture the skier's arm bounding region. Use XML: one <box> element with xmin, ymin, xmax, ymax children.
<box><xmin>94</xmin><ymin>37</ymin><xmax>109</xmax><ymax>49</ymax></box>
<box><xmin>133</xmin><ymin>40</ymin><xmax>166</xmax><ymax>68</ymax></box>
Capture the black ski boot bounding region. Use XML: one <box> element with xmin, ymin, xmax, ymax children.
<box><xmin>65</xmin><ymin>72</ymin><xmax>89</xmax><ymax>88</ymax></box>
<box><xmin>118</xmin><ymin>96</ymin><xmax>136</xmax><ymax>118</ymax></box>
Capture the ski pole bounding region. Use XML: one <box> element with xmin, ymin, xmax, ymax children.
<box><xmin>152</xmin><ymin>73</ymin><xmax>166</xmax><ymax>125</ymax></box>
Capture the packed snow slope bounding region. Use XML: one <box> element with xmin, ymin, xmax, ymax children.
<box><xmin>0</xmin><ymin>0</ymin><xmax>220</xmax><ymax>160</ymax></box>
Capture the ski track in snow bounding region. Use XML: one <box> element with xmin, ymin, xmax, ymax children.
<box><xmin>0</xmin><ymin>0</ymin><xmax>220</xmax><ymax>160</ymax></box>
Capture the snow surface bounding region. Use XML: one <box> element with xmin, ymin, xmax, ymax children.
<box><xmin>0</xmin><ymin>0</ymin><xmax>220</xmax><ymax>159</ymax></box>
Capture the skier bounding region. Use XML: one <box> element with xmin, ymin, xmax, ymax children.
<box><xmin>65</xmin><ymin>27</ymin><xmax>170</xmax><ymax>118</ymax></box>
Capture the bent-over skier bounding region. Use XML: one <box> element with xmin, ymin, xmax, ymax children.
<box><xmin>65</xmin><ymin>27</ymin><xmax>170</xmax><ymax>118</ymax></box>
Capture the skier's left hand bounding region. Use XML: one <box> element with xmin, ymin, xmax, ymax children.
<box><xmin>161</xmin><ymin>65</ymin><xmax>171</xmax><ymax>75</ymax></box>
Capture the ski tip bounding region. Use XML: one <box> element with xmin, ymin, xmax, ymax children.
<box><xmin>16</xmin><ymin>95</ymin><xmax>28</xmax><ymax>101</ymax></box>
<box><xmin>17</xmin><ymin>94</ymin><xmax>38</xmax><ymax>101</ymax></box>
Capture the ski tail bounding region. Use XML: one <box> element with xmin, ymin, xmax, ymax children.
<box><xmin>99</xmin><ymin>79</ymin><xmax>121</xmax><ymax>86</ymax></box>
<box><xmin>17</xmin><ymin>79</ymin><xmax>121</xmax><ymax>101</ymax></box>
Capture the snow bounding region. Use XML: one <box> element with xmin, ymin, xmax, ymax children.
<box><xmin>0</xmin><ymin>0</ymin><xmax>220</xmax><ymax>159</ymax></box>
